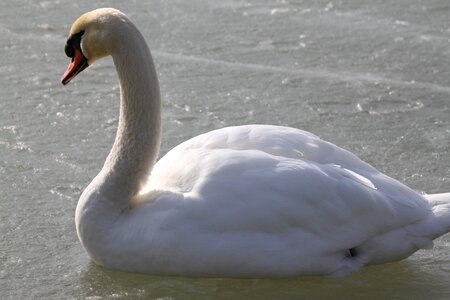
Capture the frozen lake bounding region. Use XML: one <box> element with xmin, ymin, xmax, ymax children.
<box><xmin>1</xmin><ymin>0</ymin><xmax>449</xmax><ymax>299</ymax></box>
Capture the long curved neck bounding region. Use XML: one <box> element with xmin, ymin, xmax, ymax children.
<box><xmin>101</xmin><ymin>24</ymin><xmax>161</xmax><ymax>205</ymax></box>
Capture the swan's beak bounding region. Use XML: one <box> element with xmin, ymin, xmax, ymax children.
<box><xmin>61</xmin><ymin>47</ymin><xmax>89</xmax><ymax>85</ymax></box>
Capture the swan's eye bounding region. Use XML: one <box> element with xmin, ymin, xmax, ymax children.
<box><xmin>64</xmin><ymin>30</ymin><xmax>85</xmax><ymax>58</ymax></box>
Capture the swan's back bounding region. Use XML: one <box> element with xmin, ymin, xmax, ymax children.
<box><xmin>149</xmin><ymin>125</ymin><xmax>377</xmax><ymax>190</ymax></box>
<box><xmin>135</xmin><ymin>125</ymin><xmax>433</xmax><ymax>276</ymax></box>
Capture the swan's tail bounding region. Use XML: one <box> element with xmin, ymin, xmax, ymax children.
<box><xmin>423</xmin><ymin>192</ymin><xmax>450</xmax><ymax>239</ymax></box>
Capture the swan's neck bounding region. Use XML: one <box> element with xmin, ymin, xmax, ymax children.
<box><xmin>101</xmin><ymin>25</ymin><xmax>161</xmax><ymax>206</ymax></box>
<box><xmin>75</xmin><ymin>14</ymin><xmax>161</xmax><ymax>265</ymax></box>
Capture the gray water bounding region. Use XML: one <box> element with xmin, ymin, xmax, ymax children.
<box><xmin>1</xmin><ymin>0</ymin><xmax>449</xmax><ymax>299</ymax></box>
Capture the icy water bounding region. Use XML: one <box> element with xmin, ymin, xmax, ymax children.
<box><xmin>1</xmin><ymin>0</ymin><xmax>449</xmax><ymax>299</ymax></box>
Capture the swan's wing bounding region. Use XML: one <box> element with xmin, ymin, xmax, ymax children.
<box><xmin>169</xmin><ymin>125</ymin><xmax>378</xmax><ymax>172</ymax></box>
<box><xmin>141</xmin><ymin>125</ymin><xmax>431</xmax><ymax>275</ymax></box>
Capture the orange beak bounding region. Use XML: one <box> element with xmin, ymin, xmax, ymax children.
<box><xmin>61</xmin><ymin>47</ymin><xmax>88</xmax><ymax>85</ymax></box>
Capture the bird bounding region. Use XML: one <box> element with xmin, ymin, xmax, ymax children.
<box><xmin>61</xmin><ymin>8</ymin><xmax>450</xmax><ymax>277</ymax></box>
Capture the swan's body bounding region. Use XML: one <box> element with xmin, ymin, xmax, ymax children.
<box><xmin>62</xmin><ymin>8</ymin><xmax>450</xmax><ymax>277</ymax></box>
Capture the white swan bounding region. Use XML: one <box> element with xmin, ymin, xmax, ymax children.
<box><xmin>61</xmin><ymin>8</ymin><xmax>450</xmax><ymax>277</ymax></box>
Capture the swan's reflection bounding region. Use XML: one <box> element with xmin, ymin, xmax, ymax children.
<box><xmin>78</xmin><ymin>259</ymin><xmax>437</xmax><ymax>300</ymax></box>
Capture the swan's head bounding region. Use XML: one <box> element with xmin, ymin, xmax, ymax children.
<box><xmin>61</xmin><ymin>8</ymin><xmax>129</xmax><ymax>85</ymax></box>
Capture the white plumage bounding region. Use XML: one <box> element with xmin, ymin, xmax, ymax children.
<box><xmin>61</xmin><ymin>8</ymin><xmax>450</xmax><ymax>277</ymax></box>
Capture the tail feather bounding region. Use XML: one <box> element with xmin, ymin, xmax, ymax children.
<box><xmin>423</xmin><ymin>193</ymin><xmax>450</xmax><ymax>238</ymax></box>
<box><xmin>424</xmin><ymin>192</ymin><xmax>450</xmax><ymax>205</ymax></box>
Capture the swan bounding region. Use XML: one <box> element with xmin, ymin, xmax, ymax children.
<box><xmin>61</xmin><ymin>8</ymin><xmax>450</xmax><ymax>277</ymax></box>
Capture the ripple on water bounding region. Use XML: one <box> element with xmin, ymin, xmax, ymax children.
<box><xmin>356</xmin><ymin>98</ymin><xmax>424</xmax><ymax>115</ymax></box>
